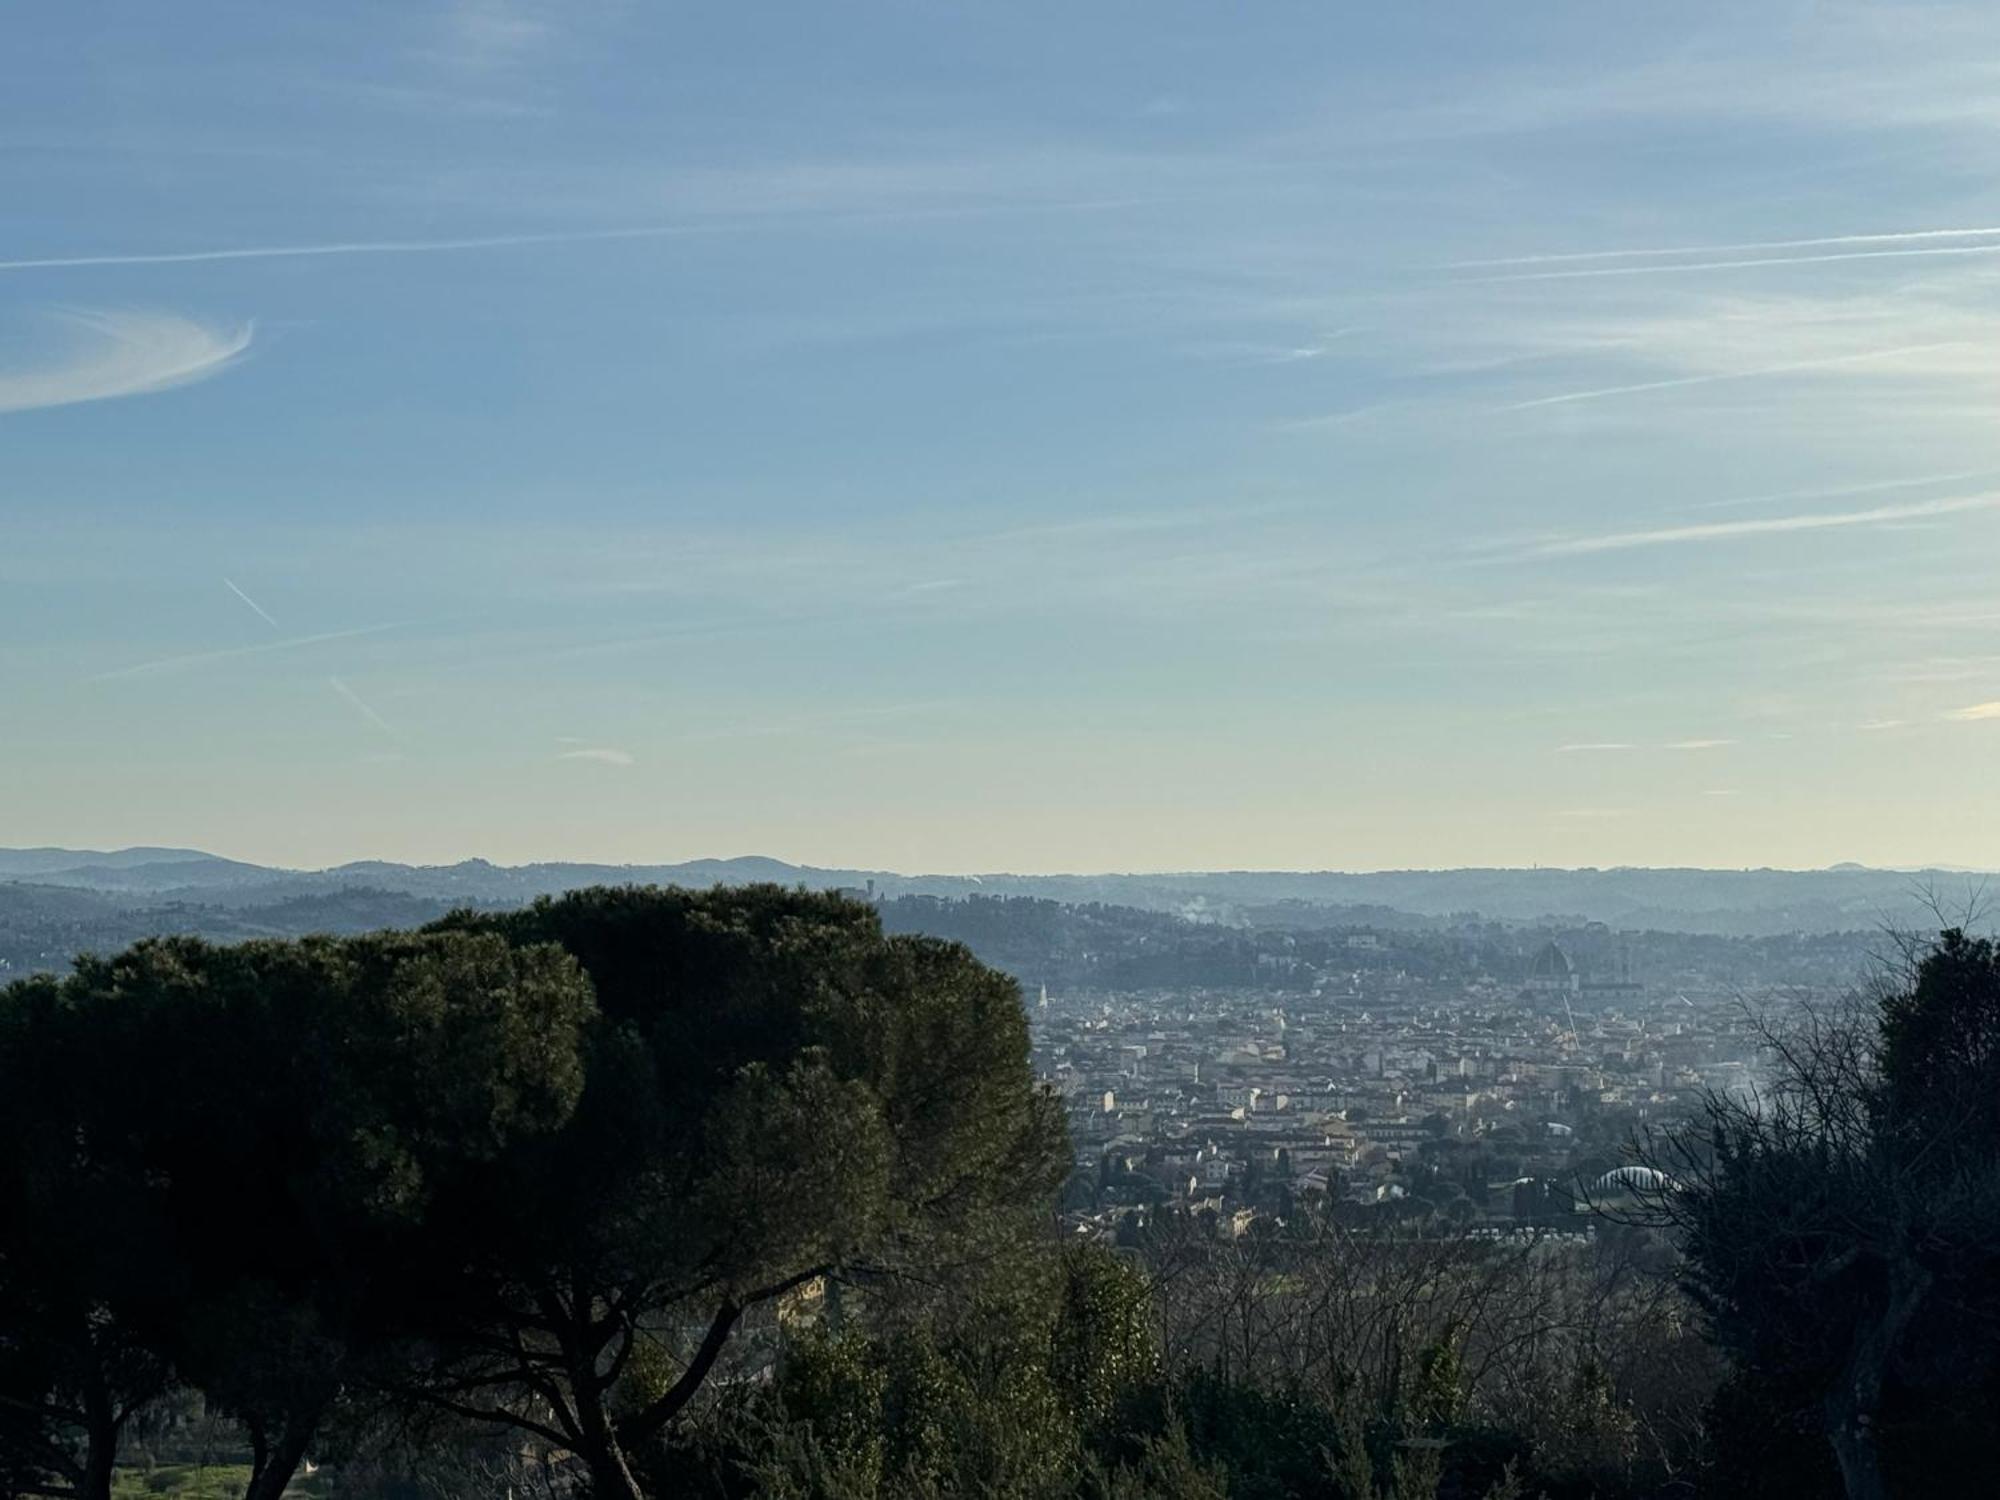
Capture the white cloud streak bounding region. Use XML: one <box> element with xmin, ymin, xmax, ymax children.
<box><xmin>1688</xmin><ymin>471</ymin><xmax>1993</xmax><ymax>514</ymax></box>
<box><xmin>1466</xmin><ymin>242</ymin><xmax>2000</xmax><ymax>284</ymax></box>
<box><xmin>441</xmin><ymin>0</ymin><xmax>551</xmax><ymax>71</ymax></box>
<box><xmin>89</xmin><ymin>622</ymin><xmax>408</xmax><ymax>681</ymax></box>
<box><xmin>557</xmin><ymin>747</ymin><xmax>635</xmax><ymax>765</ymax></box>
<box><xmin>1948</xmin><ymin>701</ymin><xmax>2000</xmax><ymax>721</ymax></box>
<box><xmin>1452</xmin><ymin>224</ymin><xmax>2000</xmax><ymax>270</ymax></box>
<box><xmin>0</xmin><ymin>227</ymin><xmax>707</xmax><ymax>275</ymax></box>
<box><xmin>328</xmin><ymin>675</ymin><xmax>401</xmax><ymax>741</ymax></box>
<box><xmin>1531</xmin><ymin>490</ymin><xmax>2000</xmax><ymax>557</ymax></box>
<box><xmin>223</xmin><ymin>578</ymin><xmax>281</xmax><ymax>630</ymax></box>
<box><xmin>0</xmin><ymin>310</ymin><xmax>250</xmax><ymax>413</ymax></box>
<box><xmin>1506</xmin><ymin>343</ymin><xmax>1961</xmax><ymax>411</ymax></box>
<box><xmin>0</xmin><ymin>195</ymin><xmax>1148</xmax><ymax>277</ymax></box>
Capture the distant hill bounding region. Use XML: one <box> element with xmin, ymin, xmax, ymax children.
<box><xmin>0</xmin><ymin>847</ymin><xmax>1987</xmax><ymax>938</ymax></box>
<box><xmin>0</xmin><ymin>876</ymin><xmax>1878</xmax><ymax>996</ymax></box>
<box><xmin>0</xmin><ymin>881</ymin><xmax>460</xmax><ymax>977</ymax></box>
<box><xmin>0</xmin><ymin>847</ymin><xmax>287</xmax><ymax>891</ymax></box>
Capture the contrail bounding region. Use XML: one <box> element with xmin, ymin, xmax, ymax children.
<box><xmin>1531</xmin><ymin>490</ymin><xmax>2000</xmax><ymax>557</ymax></box>
<box><xmin>0</xmin><ymin>199</ymin><xmax>1156</xmax><ymax>276</ymax></box>
<box><xmin>1464</xmin><ymin>242</ymin><xmax>2000</xmax><ymax>284</ymax></box>
<box><xmin>1451</xmin><ymin>224</ymin><xmax>2000</xmax><ymax>269</ymax></box>
<box><xmin>1688</xmin><ymin>470</ymin><xmax>1993</xmax><ymax>513</ymax></box>
<box><xmin>1505</xmin><ymin>342</ymin><xmax>1957</xmax><ymax>411</ymax></box>
<box><xmin>89</xmin><ymin>622</ymin><xmax>407</xmax><ymax>680</ymax></box>
<box><xmin>0</xmin><ymin>225</ymin><xmax>708</xmax><ymax>274</ymax></box>
<box><xmin>328</xmin><ymin>675</ymin><xmax>401</xmax><ymax>741</ymax></box>
<box><xmin>223</xmin><ymin>577</ymin><xmax>282</xmax><ymax>631</ymax></box>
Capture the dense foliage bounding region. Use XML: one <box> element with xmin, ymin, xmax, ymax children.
<box><xmin>400</xmin><ymin>886</ymin><xmax>1069</xmax><ymax>1500</ymax></box>
<box><xmin>1655</xmin><ymin>929</ymin><xmax>2000</xmax><ymax>1500</ymax></box>
<box><xmin>0</xmin><ymin>888</ymin><xmax>1066</xmax><ymax>1500</ymax></box>
<box><xmin>3</xmin><ymin>909</ymin><xmax>1995</xmax><ymax>1500</ymax></box>
<box><xmin>0</xmin><ymin>929</ymin><xmax>595</xmax><ymax>1500</ymax></box>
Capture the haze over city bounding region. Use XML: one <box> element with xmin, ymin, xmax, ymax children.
<box><xmin>8</xmin><ymin>3</ymin><xmax>2000</xmax><ymax>872</ymax></box>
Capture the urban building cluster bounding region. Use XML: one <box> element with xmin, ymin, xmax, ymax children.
<box><xmin>1037</xmin><ymin>936</ymin><xmax>1777</xmax><ymax>1241</ymax></box>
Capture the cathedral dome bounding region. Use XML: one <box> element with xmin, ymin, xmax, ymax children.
<box><xmin>1527</xmin><ymin>941</ymin><xmax>1574</xmax><ymax>982</ymax></box>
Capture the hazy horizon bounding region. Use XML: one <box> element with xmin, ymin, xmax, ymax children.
<box><xmin>9</xmin><ymin>840</ymin><xmax>1996</xmax><ymax>882</ymax></box>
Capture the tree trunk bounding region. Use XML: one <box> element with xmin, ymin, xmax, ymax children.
<box><xmin>1825</xmin><ymin>1415</ymin><xmax>1885</xmax><ymax>1500</ymax></box>
<box><xmin>241</xmin><ymin>1416</ymin><xmax>318</xmax><ymax>1500</ymax></box>
<box><xmin>77</xmin><ymin>1368</ymin><xmax>119</xmax><ymax>1500</ymax></box>
<box><xmin>78</xmin><ymin>1429</ymin><xmax>117</xmax><ymax>1500</ymax></box>
<box><xmin>576</xmin><ymin>1439</ymin><xmax>647</xmax><ymax>1500</ymax></box>
<box><xmin>1822</xmin><ymin>1257</ymin><xmax>1930</xmax><ymax>1500</ymax></box>
<box><xmin>572</xmin><ymin>1392</ymin><xmax>646</xmax><ymax>1500</ymax></box>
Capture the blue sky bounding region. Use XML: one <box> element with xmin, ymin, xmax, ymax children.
<box><xmin>6</xmin><ymin>1</ymin><xmax>2000</xmax><ymax>872</ymax></box>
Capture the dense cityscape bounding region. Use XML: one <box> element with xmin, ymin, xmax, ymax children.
<box><xmin>1029</xmin><ymin>925</ymin><xmax>1845</xmax><ymax>1238</ymax></box>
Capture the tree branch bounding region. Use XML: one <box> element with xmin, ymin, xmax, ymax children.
<box><xmin>407</xmin><ymin>1391</ymin><xmax>575</xmax><ymax>1453</ymax></box>
<box><xmin>617</xmin><ymin>1265</ymin><xmax>829</xmax><ymax>1444</ymax></box>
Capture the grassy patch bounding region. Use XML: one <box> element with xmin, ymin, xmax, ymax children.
<box><xmin>112</xmin><ymin>1463</ymin><xmax>329</xmax><ymax>1499</ymax></box>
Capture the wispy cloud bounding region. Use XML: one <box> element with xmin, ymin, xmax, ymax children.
<box><xmin>1529</xmin><ymin>490</ymin><xmax>2000</xmax><ymax>557</ymax></box>
<box><xmin>223</xmin><ymin>578</ymin><xmax>281</xmax><ymax>630</ymax></box>
<box><xmin>0</xmin><ymin>228</ymin><xmax>711</xmax><ymax>275</ymax></box>
<box><xmin>89</xmin><ymin>622</ymin><xmax>407</xmax><ymax>681</ymax></box>
<box><xmin>1183</xmin><ymin>334</ymin><xmax>1354</xmax><ymax>365</ymax></box>
<box><xmin>219</xmin><ymin>580</ymin><xmax>402</xmax><ymax>740</ymax></box>
<box><xmin>440</xmin><ymin>0</ymin><xmax>552</xmax><ymax>71</ymax></box>
<box><xmin>1464</xmin><ymin>242</ymin><xmax>2000</xmax><ymax>284</ymax></box>
<box><xmin>0</xmin><ymin>310</ymin><xmax>250</xmax><ymax>414</ymax></box>
<box><xmin>1379</xmin><ymin>13</ymin><xmax>2000</xmax><ymax>152</ymax></box>
<box><xmin>0</xmin><ymin>195</ymin><xmax>1144</xmax><ymax>276</ymax></box>
<box><xmin>1687</xmin><ymin>471</ymin><xmax>1993</xmax><ymax>514</ymax></box>
<box><xmin>1558</xmin><ymin>738</ymin><xmax>1736</xmax><ymax>753</ymax></box>
<box><xmin>557</xmin><ymin>746</ymin><xmax>635</xmax><ymax>766</ymax></box>
<box><xmin>1505</xmin><ymin>343</ymin><xmax>1960</xmax><ymax>411</ymax></box>
<box><xmin>1454</xmin><ymin>276</ymin><xmax>2000</xmax><ymax>441</ymax></box>
<box><xmin>1947</xmin><ymin>701</ymin><xmax>2000</xmax><ymax>722</ymax></box>
<box><xmin>1451</xmin><ymin>224</ymin><xmax>2000</xmax><ymax>271</ymax></box>
<box><xmin>1886</xmin><ymin>654</ymin><xmax>2000</xmax><ymax>684</ymax></box>
<box><xmin>328</xmin><ymin>675</ymin><xmax>402</xmax><ymax>741</ymax></box>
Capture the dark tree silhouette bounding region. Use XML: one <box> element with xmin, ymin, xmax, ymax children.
<box><xmin>398</xmin><ymin>885</ymin><xmax>1069</xmax><ymax>1500</ymax></box>
<box><xmin>0</xmin><ymin>931</ymin><xmax>595</xmax><ymax>1500</ymax></box>
<box><xmin>1652</xmin><ymin>929</ymin><xmax>2000</xmax><ymax>1500</ymax></box>
<box><xmin>0</xmin><ymin>977</ymin><xmax>172</xmax><ymax>1500</ymax></box>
